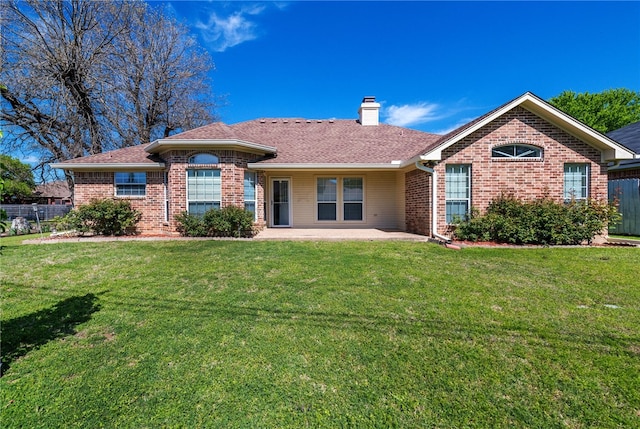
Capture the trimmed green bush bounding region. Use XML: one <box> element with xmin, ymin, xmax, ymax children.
<box><xmin>175</xmin><ymin>205</ymin><xmax>256</xmax><ymax>238</ymax></box>
<box><xmin>62</xmin><ymin>199</ymin><xmax>142</xmax><ymax>236</ymax></box>
<box><xmin>454</xmin><ymin>194</ymin><xmax>620</xmax><ymax>245</ymax></box>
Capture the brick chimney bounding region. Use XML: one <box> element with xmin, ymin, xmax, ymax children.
<box><xmin>358</xmin><ymin>96</ymin><xmax>380</xmax><ymax>126</ymax></box>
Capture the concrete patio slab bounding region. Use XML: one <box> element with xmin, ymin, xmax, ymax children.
<box><xmin>254</xmin><ymin>228</ymin><xmax>429</xmax><ymax>241</ymax></box>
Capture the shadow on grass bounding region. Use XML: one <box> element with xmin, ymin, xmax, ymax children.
<box><xmin>1</xmin><ymin>293</ymin><xmax>101</xmax><ymax>375</ymax></box>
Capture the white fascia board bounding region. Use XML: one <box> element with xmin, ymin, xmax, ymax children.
<box><xmin>247</xmin><ymin>163</ymin><xmax>402</xmax><ymax>170</ymax></box>
<box><xmin>50</xmin><ymin>163</ymin><xmax>165</xmax><ymax>171</ymax></box>
<box><xmin>419</xmin><ymin>92</ymin><xmax>636</xmax><ymax>162</ymax></box>
<box><xmin>146</xmin><ymin>139</ymin><xmax>277</xmax><ymax>154</ymax></box>
<box><xmin>518</xmin><ymin>96</ymin><xmax>635</xmax><ymax>162</ymax></box>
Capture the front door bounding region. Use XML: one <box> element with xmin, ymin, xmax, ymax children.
<box><xmin>271</xmin><ymin>178</ymin><xmax>291</xmax><ymax>227</ymax></box>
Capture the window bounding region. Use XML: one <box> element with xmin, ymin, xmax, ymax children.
<box><xmin>316</xmin><ymin>177</ymin><xmax>364</xmax><ymax>221</ymax></box>
<box><xmin>564</xmin><ymin>164</ymin><xmax>588</xmax><ymax>201</ymax></box>
<box><xmin>492</xmin><ymin>144</ymin><xmax>542</xmax><ymax>159</ymax></box>
<box><xmin>115</xmin><ymin>172</ymin><xmax>146</xmax><ymax>196</ymax></box>
<box><xmin>317</xmin><ymin>177</ymin><xmax>337</xmax><ymax>221</ymax></box>
<box><xmin>189</xmin><ymin>153</ymin><xmax>219</xmax><ymax>164</ymax></box>
<box><xmin>244</xmin><ymin>171</ymin><xmax>257</xmax><ymax>220</ymax></box>
<box><xmin>343</xmin><ymin>178</ymin><xmax>363</xmax><ymax>221</ymax></box>
<box><xmin>445</xmin><ymin>165</ymin><xmax>470</xmax><ymax>224</ymax></box>
<box><xmin>187</xmin><ymin>169</ymin><xmax>221</xmax><ymax>215</ymax></box>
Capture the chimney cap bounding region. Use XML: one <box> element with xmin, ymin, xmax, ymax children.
<box><xmin>362</xmin><ymin>96</ymin><xmax>376</xmax><ymax>103</ymax></box>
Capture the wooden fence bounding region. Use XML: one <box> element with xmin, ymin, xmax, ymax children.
<box><xmin>609</xmin><ymin>178</ymin><xmax>640</xmax><ymax>236</ymax></box>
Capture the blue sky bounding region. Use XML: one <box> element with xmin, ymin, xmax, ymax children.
<box><xmin>8</xmin><ymin>1</ymin><xmax>640</xmax><ymax>168</ymax></box>
<box><xmin>161</xmin><ymin>0</ymin><xmax>640</xmax><ymax>134</ymax></box>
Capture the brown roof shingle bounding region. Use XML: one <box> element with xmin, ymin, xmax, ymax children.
<box><xmin>56</xmin><ymin>119</ymin><xmax>442</xmax><ymax>166</ymax></box>
<box><xmin>57</xmin><ymin>143</ymin><xmax>163</xmax><ymax>165</ymax></box>
<box><xmin>232</xmin><ymin>119</ymin><xmax>441</xmax><ymax>164</ymax></box>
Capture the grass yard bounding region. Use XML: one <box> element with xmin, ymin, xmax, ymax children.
<box><xmin>1</xmin><ymin>239</ymin><xmax>638</xmax><ymax>428</ymax></box>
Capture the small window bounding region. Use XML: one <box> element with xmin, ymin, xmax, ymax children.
<box><xmin>492</xmin><ymin>144</ymin><xmax>542</xmax><ymax>159</ymax></box>
<box><xmin>564</xmin><ymin>164</ymin><xmax>589</xmax><ymax>201</ymax></box>
<box><xmin>244</xmin><ymin>171</ymin><xmax>257</xmax><ymax>220</ymax></box>
<box><xmin>115</xmin><ymin>172</ymin><xmax>146</xmax><ymax>197</ymax></box>
<box><xmin>317</xmin><ymin>177</ymin><xmax>337</xmax><ymax>221</ymax></box>
<box><xmin>343</xmin><ymin>178</ymin><xmax>363</xmax><ymax>221</ymax></box>
<box><xmin>445</xmin><ymin>165</ymin><xmax>470</xmax><ymax>224</ymax></box>
<box><xmin>188</xmin><ymin>153</ymin><xmax>219</xmax><ymax>164</ymax></box>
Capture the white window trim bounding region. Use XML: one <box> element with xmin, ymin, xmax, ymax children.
<box><xmin>445</xmin><ymin>164</ymin><xmax>471</xmax><ymax>224</ymax></box>
<box><xmin>564</xmin><ymin>163</ymin><xmax>589</xmax><ymax>201</ymax></box>
<box><xmin>114</xmin><ymin>172</ymin><xmax>146</xmax><ymax>198</ymax></box>
<box><xmin>491</xmin><ymin>143</ymin><xmax>543</xmax><ymax>160</ymax></box>
<box><xmin>315</xmin><ymin>176</ymin><xmax>365</xmax><ymax>223</ymax></box>
<box><xmin>186</xmin><ymin>168</ymin><xmax>222</xmax><ymax>215</ymax></box>
<box><xmin>244</xmin><ymin>170</ymin><xmax>258</xmax><ymax>221</ymax></box>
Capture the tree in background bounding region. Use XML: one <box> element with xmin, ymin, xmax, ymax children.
<box><xmin>0</xmin><ymin>155</ymin><xmax>36</xmax><ymax>203</ymax></box>
<box><xmin>549</xmin><ymin>89</ymin><xmax>640</xmax><ymax>134</ymax></box>
<box><xmin>0</xmin><ymin>0</ymin><xmax>216</xmax><ymax>186</ymax></box>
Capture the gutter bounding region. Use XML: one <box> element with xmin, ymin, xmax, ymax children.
<box><xmin>415</xmin><ymin>161</ymin><xmax>452</xmax><ymax>243</ymax></box>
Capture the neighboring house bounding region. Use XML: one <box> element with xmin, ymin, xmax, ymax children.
<box><xmin>51</xmin><ymin>92</ymin><xmax>635</xmax><ymax>238</ymax></box>
<box><xmin>33</xmin><ymin>180</ymin><xmax>73</xmax><ymax>205</ymax></box>
<box><xmin>607</xmin><ymin>121</ymin><xmax>640</xmax><ymax>235</ymax></box>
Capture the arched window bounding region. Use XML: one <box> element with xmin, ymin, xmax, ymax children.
<box><xmin>188</xmin><ymin>153</ymin><xmax>219</xmax><ymax>164</ymax></box>
<box><xmin>491</xmin><ymin>144</ymin><xmax>542</xmax><ymax>159</ymax></box>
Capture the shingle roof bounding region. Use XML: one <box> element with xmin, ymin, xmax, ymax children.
<box><xmin>58</xmin><ymin>143</ymin><xmax>163</xmax><ymax>165</ymax></box>
<box><xmin>54</xmin><ymin>119</ymin><xmax>441</xmax><ymax>167</ymax></box>
<box><xmin>34</xmin><ymin>180</ymin><xmax>71</xmax><ymax>198</ymax></box>
<box><xmin>607</xmin><ymin>121</ymin><xmax>640</xmax><ymax>153</ymax></box>
<box><xmin>607</xmin><ymin>121</ymin><xmax>640</xmax><ymax>170</ymax></box>
<box><xmin>165</xmin><ymin>122</ymin><xmax>240</xmax><ymax>140</ymax></box>
<box><xmin>231</xmin><ymin>119</ymin><xmax>441</xmax><ymax>164</ymax></box>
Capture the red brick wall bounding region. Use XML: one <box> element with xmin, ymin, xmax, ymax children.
<box><xmin>161</xmin><ymin>150</ymin><xmax>265</xmax><ymax>234</ymax></box>
<box><xmin>405</xmin><ymin>169</ymin><xmax>432</xmax><ymax>235</ymax></box>
<box><xmin>431</xmin><ymin>106</ymin><xmax>608</xmax><ymax>236</ymax></box>
<box><xmin>72</xmin><ymin>149</ymin><xmax>266</xmax><ymax>235</ymax></box>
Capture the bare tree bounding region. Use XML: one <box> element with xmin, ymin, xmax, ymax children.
<box><xmin>1</xmin><ymin>0</ymin><xmax>216</xmax><ymax>181</ymax></box>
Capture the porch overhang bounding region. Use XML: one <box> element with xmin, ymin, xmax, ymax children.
<box><xmin>145</xmin><ymin>139</ymin><xmax>277</xmax><ymax>155</ymax></box>
<box><xmin>247</xmin><ymin>162</ymin><xmax>405</xmax><ymax>171</ymax></box>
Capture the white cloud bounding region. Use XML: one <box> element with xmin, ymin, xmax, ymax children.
<box><xmin>196</xmin><ymin>4</ymin><xmax>267</xmax><ymax>52</ymax></box>
<box><xmin>383</xmin><ymin>102</ymin><xmax>441</xmax><ymax>127</ymax></box>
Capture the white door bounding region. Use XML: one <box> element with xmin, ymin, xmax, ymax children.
<box><xmin>271</xmin><ymin>178</ymin><xmax>291</xmax><ymax>227</ymax></box>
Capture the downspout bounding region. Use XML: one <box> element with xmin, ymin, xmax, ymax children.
<box><xmin>415</xmin><ymin>161</ymin><xmax>452</xmax><ymax>243</ymax></box>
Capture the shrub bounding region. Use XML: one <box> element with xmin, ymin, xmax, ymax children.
<box><xmin>455</xmin><ymin>195</ymin><xmax>620</xmax><ymax>245</ymax></box>
<box><xmin>174</xmin><ymin>211</ymin><xmax>207</xmax><ymax>237</ymax></box>
<box><xmin>175</xmin><ymin>206</ymin><xmax>256</xmax><ymax>238</ymax></box>
<box><xmin>63</xmin><ymin>199</ymin><xmax>142</xmax><ymax>236</ymax></box>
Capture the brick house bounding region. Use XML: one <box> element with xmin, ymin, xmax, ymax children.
<box><xmin>52</xmin><ymin>92</ymin><xmax>635</xmax><ymax>238</ymax></box>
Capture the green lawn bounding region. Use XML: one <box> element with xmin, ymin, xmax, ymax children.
<box><xmin>1</xmin><ymin>240</ymin><xmax>638</xmax><ymax>428</ymax></box>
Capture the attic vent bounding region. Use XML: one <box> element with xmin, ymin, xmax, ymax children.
<box><xmin>295</xmin><ymin>120</ymin><xmax>301</xmax><ymax>123</ymax></box>
<box><xmin>306</xmin><ymin>120</ymin><xmax>311</xmax><ymax>123</ymax></box>
<box><xmin>283</xmin><ymin>120</ymin><xmax>289</xmax><ymax>123</ymax></box>
<box><xmin>329</xmin><ymin>119</ymin><xmax>335</xmax><ymax>123</ymax></box>
<box><xmin>260</xmin><ymin>119</ymin><xmax>266</xmax><ymax>123</ymax></box>
<box><xmin>271</xmin><ymin>120</ymin><xmax>277</xmax><ymax>123</ymax></box>
<box><xmin>316</xmin><ymin>120</ymin><xmax>322</xmax><ymax>123</ymax></box>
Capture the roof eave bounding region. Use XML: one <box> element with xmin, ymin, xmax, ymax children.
<box><xmin>247</xmin><ymin>163</ymin><xmax>403</xmax><ymax>171</ymax></box>
<box><xmin>146</xmin><ymin>139</ymin><xmax>277</xmax><ymax>155</ymax></box>
<box><xmin>419</xmin><ymin>92</ymin><xmax>636</xmax><ymax>162</ymax></box>
<box><xmin>50</xmin><ymin>162</ymin><xmax>166</xmax><ymax>171</ymax></box>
